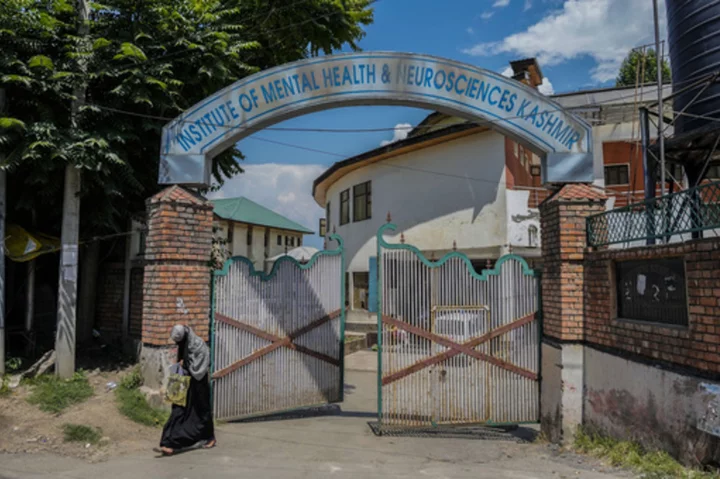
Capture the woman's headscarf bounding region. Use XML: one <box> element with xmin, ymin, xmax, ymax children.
<box><xmin>170</xmin><ymin>324</ymin><xmax>210</xmax><ymax>381</ymax></box>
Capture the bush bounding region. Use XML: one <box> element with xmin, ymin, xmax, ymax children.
<box><xmin>574</xmin><ymin>427</ymin><xmax>720</xmax><ymax>479</ymax></box>
<box><xmin>115</xmin><ymin>367</ymin><xmax>168</xmax><ymax>427</ymax></box>
<box><xmin>27</xmin><ymin>372</ymin><xmax>93</xmax><ymax>414</ymax></box>
<box><xmin>62</xmin><ymin>424</ymin><xmax>102</xmax><ymax>444</ymax></box>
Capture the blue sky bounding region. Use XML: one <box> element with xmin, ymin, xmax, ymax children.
<box><xmin>213</xmin><ymin>0</ymin><xmax>666</xmax><ymax>248</ymax></box>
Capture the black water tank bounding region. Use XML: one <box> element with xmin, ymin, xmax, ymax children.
<box><xmin>666</xmin><ymin>0</ymin><xmax>720</xmax><ymax>135</ymax></box>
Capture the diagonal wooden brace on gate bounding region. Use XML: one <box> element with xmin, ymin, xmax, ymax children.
<box><xmin>381</xmin><ymin>314</ymin><xmax>538</xmax><ymax>385</ymax></box>
<box><xmin>212</xmin><ymin>310</ymin><xmax>342</xmax><ymax>379</ymax></box>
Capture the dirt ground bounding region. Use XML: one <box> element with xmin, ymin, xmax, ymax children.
<box><xmin>0</xmin><ymin>367</ymin><xmax>158</xmax><ymax>463</ymax></box>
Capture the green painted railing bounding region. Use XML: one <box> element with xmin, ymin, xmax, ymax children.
<box><xmin>587</xmin><ymin>180</ymin><xmax>720</xmax><ymax>247</ymax></box>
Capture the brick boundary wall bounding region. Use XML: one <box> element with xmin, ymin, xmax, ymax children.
<box><xmin>141</xmin><ymin>186</ymin><xmax>214</xmax><ymax>346</ymax></box>
<box><xmin>95</xmin><ymin>263</ymin><xmax>145</xmax><ymax>341</ymax></box>
<box><xmin>585</xmin><ymin>239</ymin><xmax>720</xmax><ymax>376</ymax></box>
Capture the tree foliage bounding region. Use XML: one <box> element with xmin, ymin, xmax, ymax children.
<box><xmin>1</xmin><ymin>0</ymin><xmax>374</xmax><ymax>236</ymax></box>
<box><xmin>616</xmin><ymin>48</ymin><xmax>671</xmax><ymax>88</ymax></box>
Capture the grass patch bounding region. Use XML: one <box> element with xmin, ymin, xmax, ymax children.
<box><xmin>0</xmin><ymin>376</ymin><xmax>11</xmax><ymax>398</ymax></box>
<box><xmin>27</xmin><ymin>371</ymin><xmax>93</xmax><ymax>414</ymax></box>
<box><xmin>115</xmin><ymin>367</ymin><xmax>168</xmax><ymax>428</ymax></box>
<box><xmin>344</xmin><ymin>335</ymin><xmax>364</xmax><ymax>343</ymax></box>
<box><xmin>62</xmin><ymin>424</ymin><xmax>102</xmax><ymax>444</ymax></box>
<box><xmin>574</xmin><ymin>427</ymin><xmax>719</xmax><ymax>479</ymax></box>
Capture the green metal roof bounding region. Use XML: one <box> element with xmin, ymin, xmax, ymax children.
<box><xmin>211</xmin><ymin>197</ymin><xmax>313</xmax><ymax>234</ymax></box>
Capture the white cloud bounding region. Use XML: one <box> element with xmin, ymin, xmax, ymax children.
<box><xmin>524</xmin><ymin>0</ymin><xmax>532</xmax><ymax>10</ymax></box>
<box><xmin>481</xmin><ymin>11</ymin><xmax>495</xmax><ymax>20</ymax></box>
<box><xmin>501</xmin><ymin>66</ymin><xmax>514</xmax><ymax>78</ymax></box>
<box><xmin>463</xmin><ymin>0</ymin><xmax>667</xmax><ymax>83</ymax></box>
<box><xmin>493</xmin><ymin>0</ymin><xmax>510</xmax><ymax>7</ymax></box>
<box><xmin>466</xmin><ymin>27</ymin><xmax>475</xmax><ymax>35</ymax></box>
<box><xmin>380</xmin><ymin>123</ymin><xmax>412</xmax><ymax>146</ymax></box>
<box><xmin>538</xmin><ymin>77</ymin><xmax>554</xmax><ymax>95</ymax></box>
<box><xmin>210</xmin><ymin>163</ymin><xmax>325</xmax><ymax>247</ymax></box>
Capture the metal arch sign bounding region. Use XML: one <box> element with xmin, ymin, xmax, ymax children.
<box><xmin>159</xmin><ymin>52</ymin><xmax>593</xmax><ymax>186</ymax></box>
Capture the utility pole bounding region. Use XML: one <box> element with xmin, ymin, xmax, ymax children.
<box><xmin>56</xmin><ymin>0</ymin><xmax>88</xmax><ymax>378</ymax></box>
<box><xmin>0</xmin><ymin>88</ymin><xmax>5</xmax><ymax>376</ymax></box>
<box><xmin>653</xmin><ymin>0</ymin><xmax>666</xmax><ymax>196</ymax></box>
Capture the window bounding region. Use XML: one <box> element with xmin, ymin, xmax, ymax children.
<box><xmin>340</xmin><ymin>189</ymin><xmax>350</xmax><ymax>225</ymax></box>
<box><xmin>227</xmin><ymin>225</ymin><xmax>234</xmax><ymax>245</ymax></box>
<box><xmin>264</xmin><ymin>229</ymin><xmax>269</xmax><ymax>248</ymax></box>
<box><xmin>530</xmin><ymin>165</ymin><xmax>541</xmax><ymax>177</ymax></box>
<box><xmin>285</xmin><ymin>236</ymin><xmax>289</xmax><ymax>246</ymax></box>
<box><xmin>138</xmin><ymin>228</ymin><xmax>147</xmax><ymax>256</ymax></box>
<box><xmin>353</xmin><ymin>181</ymin><xmax>372</xmax><ymax>222</ymax></box>
<box><xmin>277</xmin><ymin>235</ymin><xmax>282</xmax><ymax>246</ymax></box>
<box><xmin>246</xmin><ymin>226</ymin><xmax>253</xmax><ymax>246</ymax></box>
<box><xmin>528</xmin><ymin>225</ymin><xmax>539</xmax><ymax>248</ymax></box>
<box><xmin>298</xmin><ymin>237</ymin><xmax>302</xmax><ymax>246</ymax></box>
<box><xmin>615</xmin><ymin>258</ymin><xmax>687</xmax><ymax>326</ymax></box>
<box><xmin>290</xmin><ymin>237</ymin><xmax>295</xmax><ymax>247</ymax></box>
<box><xmin>318</xmin><ymin>218</ymin><xmax>327</xmax><ymax>237</ymax></box>
<box><xmin>604</xmin><ymin>164</ymin><xmax>630</xmax><ymax>186</ymax></box>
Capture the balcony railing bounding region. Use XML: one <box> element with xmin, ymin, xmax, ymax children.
<box><xmin>587</xmin><ymin>180</ymin><xmax>720</xmax><ymax>248</ymax></box>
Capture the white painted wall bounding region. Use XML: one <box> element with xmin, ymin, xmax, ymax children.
<box><xmin>325</xmin><ymin>130</ymin><xmax>511</xmax><ymax>274</ymax></box>
<box><xmin>213</xmin><ymin>221</ymin><xmax>304</xmax><ymax>270</ymax></box>
<box><xmin>506</xmin><ymin>189</ymin><xmax>541</xmax><ymax>252</ymax></box>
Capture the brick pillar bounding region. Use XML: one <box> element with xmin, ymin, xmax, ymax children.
<box><xmin>139</xmin><ymin>186</ymin><xmax>214</xmax><ymax>389</ymax></box>
<box><xmin>539</xmin><ymin>184</ymin><xmax>606</xmax><ymax>443</ymax></box>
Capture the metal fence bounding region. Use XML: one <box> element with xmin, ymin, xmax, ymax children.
<box><xmin>376</xmin><ymin>223</ymin><xmax>539</xmax><ymax>428</ymax></box>
<box><xmin>211</xmin><ymin>236</ymin><xmax>345</xmax><ymax>421</ymax></box>
<box><xmin>587</xmin><ymin>180</ymin><xmax>720</xmax><ymax>248</ymax></box>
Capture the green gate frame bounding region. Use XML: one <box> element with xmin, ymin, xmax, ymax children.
<box><xmin>209</xmin><ymin>233</ymin><xmax>347</xmax><ymax>415</ymax></box>
<box><xmin>375</xmin><ymin>222</ymin><xmax>541</xmax><ymax>427</ymax></box>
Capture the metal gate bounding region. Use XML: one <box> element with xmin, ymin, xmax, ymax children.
<box><xmin>376</xmin><ymin>223</ymin><xmax>540</xmax><ymax>428</ymax></box>
<box><xmin>211</xmin><ymin>236</ymin><xmax>345</xmax><ymax>421</ymax></box>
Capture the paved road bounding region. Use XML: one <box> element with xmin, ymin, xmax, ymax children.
<box><xmin>0</xmin><ymin>371</ymin><xmax>626</xmax><ymax>479</ymax></box>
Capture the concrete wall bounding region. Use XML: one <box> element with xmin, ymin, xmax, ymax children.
<box><xmin>506</xmin><ymin>188</ymin><xmax>541</xmax><ymax>253</ymax></box>
<box><xmin>584</xmin><ymin>345</ymin><xmax>720</xmax><ymax>464</ymax></box>
<box><xmin>326</xmin><ymin>130</ymin><xmax>513</xmax><ymax>275</ymax></box>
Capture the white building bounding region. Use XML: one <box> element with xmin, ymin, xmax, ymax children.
<box><xmin>311</xmin><ymin>59</ymin><xmax>673</xmax><ymax>312</ymax></box>
<box><xmin>212</xmin><ymin>197</ymin><xmax>314</xmax><ymax>271</ymax></box>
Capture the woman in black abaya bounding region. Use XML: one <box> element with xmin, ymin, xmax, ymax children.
<box><xmin>157</xmin><ymin>324</ymin><xmax>216</xmax><ymax>455</ymax></box>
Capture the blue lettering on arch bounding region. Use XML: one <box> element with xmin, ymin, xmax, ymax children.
<box><xmin>322</xmin><ymin>68</ymin><xmax>333</xmax><ymax>88</ymax></box>
<box><xmin>188</xmin><ymin>124</ymin><xmax>202</xmax><ymax>142</ymax></box>
<box><xmin>565</xmin><ymin>131</ymin><xmax>581</xmax><ymax>150</ymax></box>
<box><xmin>467</xmin><ymin>78</ymin><xmax>479</xmax><ymax>98</ymax></box>
<box><xmin>273</xmin><ymin>80</ymin><xmax>286</xmax><ymax>99</ymax></box>
<box><xmin>476</xmin><ymin>81</ymin><xmax>490</xmax><ymax>102</ymax></box>
<box><xmin>487</xmin><ymin>86</ymin><xmax>502</xmax><ymax>106</ymax></box>
<box><xmin>342</xmin><ymin>66</ymin><xmax>353</xmax><ymax>85</ymax></box>
<box><xmin>176</xmin><ymin>129</ymin><xmax>196</xmax><ymax>152</ymax></box>
<box><xmin>261</xmin><ymin>83</ymin><xmax>278</xmax><ymax>104</ymax></box>
<box><xmin>446</xmin><ymin>71</ymin><xmax>456</xmax><ymax>92</ymax></box>
<box><xmin>281</xmin><ymin>77</ymin><xmax>296</xmax><ymax>96</ymax></box>
<box><xmin>301</xmin><ymin>73</ymin><xmax>314</xmax><ymax>92</ymax></box>
<box><xmin>525</xmin><ymin>105</ymin><xmax>539</xmax><ymax>125</ymax></box>
<box><xmin>424</xmin><ymin>67</ymin><xmax>434</xmax><ymax>88</ymax></box>
<box><xmin>455</xmin><ymin>74</ymin><xmax>468</xmax><ymax>95</ymax></box>
<box><xmin>552</xmin><ymin>123</ymin><xmax>572</xmax><ymax>144</ymax></box>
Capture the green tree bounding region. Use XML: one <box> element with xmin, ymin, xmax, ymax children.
<box><xmin>1</xmin><ymin>0</ymin><xmax>374</xmax><ymax>237</ymax></box>
<box><xmin>616</xmin><ymin>48</ymin><xmax>671</xmax><ymax>87</ymax></box>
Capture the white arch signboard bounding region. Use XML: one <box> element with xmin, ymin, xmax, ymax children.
<box><xmin>160</xmin><ymin>52</ymin><xmax>593</xmax><ymax>187</ymax></box>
